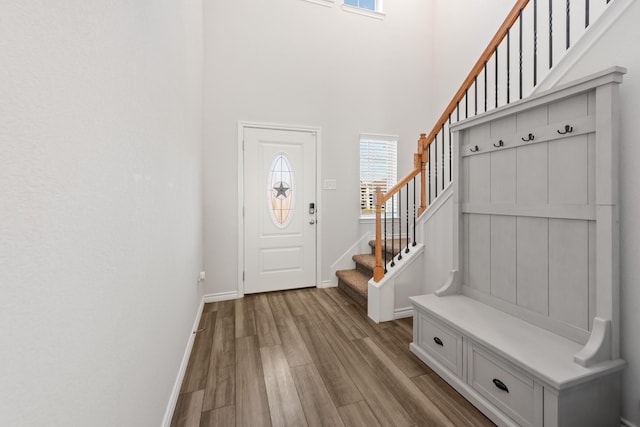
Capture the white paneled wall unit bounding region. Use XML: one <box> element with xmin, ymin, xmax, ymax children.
<box><xmin>410</xmin><ymin>68</ymin><xmax>626</xmax><ymax>427</ymax></box>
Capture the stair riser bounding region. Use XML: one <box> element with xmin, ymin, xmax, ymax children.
<box><xmin>337</xmin><ymin>279</ymin><xmax>367</xmax><ymax>308</ymax></box>
<box><xmin>369</xmin><ymin>242</ymin><xmax>410</xmax><ymax>259</ymax></box>
<box><xmin>370</xmin><ymin>248</ymin><xmax>407</xmax><ymax>262</ymax></box>
<box><xmin>355</xmin><ymin>262</ymin><xmax>373</xmax><ymax>277</ymax></box>
<box><xmin>336</xmin><ymin>239</ymin><xmax>409</xmax><ymax>309</ymax></box>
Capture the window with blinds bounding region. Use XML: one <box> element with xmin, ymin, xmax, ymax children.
<box><xmin>359</xmin><ymin>134</ymin><xmax>397</xmax><ymax>218</ymax></box>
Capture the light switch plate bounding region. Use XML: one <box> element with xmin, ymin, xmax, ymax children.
<box><xmin>324</xmin><ymin>179</ymin><xmax>337</xmax><ymax>190</ymax></box>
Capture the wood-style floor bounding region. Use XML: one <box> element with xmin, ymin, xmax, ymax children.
<box><xmin>170</xmin><ymin>287</ymin><xmax>494</xmax><ymax>427</ymax></box>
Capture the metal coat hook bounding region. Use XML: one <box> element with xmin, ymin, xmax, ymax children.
<box><xmin>557</xmin><ymin>125</ymin><xmax>574</xmax><ymax>135</ymax></box>
<box><xmin>521</xmin><ymin>133</ymin><xmax>535</xmax><ymax>142</ymax></box>
<box><xmin>493</xmin><ymin>140</ymin><xmax>504</xmax><ymax>148</ymax></box>
<box><xmin>470</xmin><ymin>145</ymin><xmax>480</xmax><ymax>153</ymax></box>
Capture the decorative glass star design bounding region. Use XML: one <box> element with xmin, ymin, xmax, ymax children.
<box><xmin>268</xmin><ymin>153</ymin><xmax>294</xmax><ymax>228</ymax></box>
<box><xmin>273</xmin><ymin>181</ymin><xmax>290</xmax><ymax>199</ymax></box>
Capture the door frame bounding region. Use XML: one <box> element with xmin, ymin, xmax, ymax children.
<box><xmin>237</xmin><ymin>121</ymin><xmax>322</xmax><ymax>297</ymax></box>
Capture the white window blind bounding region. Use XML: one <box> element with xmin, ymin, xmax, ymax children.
<box><xmin>359</xmin><ymin>135</ymin><xmax>397</xmax><ymax>217</ymax></box>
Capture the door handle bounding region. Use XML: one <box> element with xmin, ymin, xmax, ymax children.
<box><xmin>309</xmin><ymin>220</ymin><xmax>316</xmax><ymax>225</ymax></box>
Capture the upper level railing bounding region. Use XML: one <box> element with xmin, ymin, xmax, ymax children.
<box><xmin>373</xmin><ymin>0</ymin><xmax>614</xmax><ymax>282</ymax></box>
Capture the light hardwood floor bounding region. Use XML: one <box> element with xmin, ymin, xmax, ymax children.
<box><xmin>170</xmin><ymin>287</ymin><xmax>494</xmax><ymax>427</ymax></box>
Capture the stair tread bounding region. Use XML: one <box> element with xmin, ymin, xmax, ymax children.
<box><xmin>352</xmin><ymin>253</ymin><xmax>375</xmax><ymax>271</ymax></box>
<box><xmin>336</xmin><ymin>239</ymin><xmax>411</xmax><ymax>308</ymax></box>
<box><xmin>368</xmin><ymin>238</ymin><xmax>410</xmax><ymax>257</ymax></box>
<box><xmin>368</xmin><ymin>238</ymin><xmax>410</xmax><ymax>246</ymax></box>
<box><xmin>336</xmin><ymin>268</ymin><xmax>369</xmax><ymax>308</ymax></box>
<box><xmin>335</xmin><ymin>269</ymin><xmax>369</xmax><ymax>297</ymax></box>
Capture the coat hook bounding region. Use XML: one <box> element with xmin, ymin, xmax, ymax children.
<box><xmin>493</xmin><ymin>140</ymin><xmax>504</xmax><ymax>148</ymax></box>
<box><xmin>557</xmin><ymin>125</ymin><xmax>573</xmax><ymax>135</ymax></box>
<box><xmin>470</xmin><ymin>145</ymin><xmax>479</xmax><ymax>153</ymax></box>
<box><xmin>521</xmin><ymin>133</ymin><xmax>535</xmax><ymax>142</ymax></box>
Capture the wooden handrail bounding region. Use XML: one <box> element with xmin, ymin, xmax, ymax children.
<box><xmin>373</xmin><ymin>0</ymin><xmax>531</xmax><ymax>282</ymax></box>
<box><xmin>378</xmin><ymin>168</ymin><xmax>420</xmax><ymax>205</ymax></box>
<box><xmin>422</xmin><ymin>0</ymin><xmax>530</xmax><ymax>149</ymax></box>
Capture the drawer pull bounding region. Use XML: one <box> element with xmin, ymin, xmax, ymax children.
<box><xmin>433</xmin><ymin>337</ymin><xmax>444</xmax><ymax>346</ymax></box>
<box><xmin>492</xmin><ymin>378</ymin><xmax>509</xmax><ymax>393</ymax></box>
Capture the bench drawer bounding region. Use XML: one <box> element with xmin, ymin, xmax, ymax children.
<box><xmin>416</xmin><ymin>310</ymin><xmax>463</xmax><ymax>377</ymax></box>
<box><xmin>469</xmin><ymin>343</ymin><xmax>542</xmax><ymax>427</ymax></box>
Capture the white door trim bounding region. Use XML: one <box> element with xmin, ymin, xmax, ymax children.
<box><xmin>237</xmin><ymin>121</ymin><xmax>322</xmax><ymax>297</ymax></box>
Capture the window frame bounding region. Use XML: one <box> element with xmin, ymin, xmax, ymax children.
<box><xmin>300</xmin><ymin>0</ymin><xmax>335</xmax><ymax>8</ymax></box>
<box><xmin>342</xmin><ymin>0</ymin><xmax>385</xmax><ymax>19</ymax></box>
<box><xmin>359</xmin><ymin>133</ymin><xmax>398</xmax><ymax>221</ymax></box>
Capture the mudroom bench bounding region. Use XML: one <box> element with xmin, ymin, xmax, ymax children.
<box><xmin>410</xmin><ymin>68</ymin><xmax>627</xmax><ymax>427</ymax></box>
<box><xmin>411</xmin><ymin>294</ymin><xmax>624</xmax><ymax>426</ymax></box>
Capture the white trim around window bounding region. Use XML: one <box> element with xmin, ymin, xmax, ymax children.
<box><xmin>300</xmin><ymin>0</ymin><xmax>335</xmax><ymax>8</ymax></box>
<box><xmin>342</xmin><ymin>0</ymin><xmax>385</xmax><ymax>19</ymax></box>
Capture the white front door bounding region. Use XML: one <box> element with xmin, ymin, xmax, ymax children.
<box><xmin>242</xmin><ymin>126</ymin><xmax>317</xmax><ymax>294</ymax></box>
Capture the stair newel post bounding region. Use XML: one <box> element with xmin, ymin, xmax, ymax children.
<box><xmin>397</xmin><ymin>190</ymin><xmax>402</xmax><ymax>261</ymax></box>
<box><xmin>405</xmin><ymin>182</ymin><xmax>410</xmax><ymax>253</ymax></box>
<box><xmin>418</xmin><ymin>133</ymin><xmax>429</xmax><ymax>216</ymax></box>
<box><xmin>373</xmin><ymin>187</ymin><xmax>385</xmax><ymax>282</ymax></box>
<box><xmin>412</xmin><ymin>176</ymin><xmax>417</xmax><ymax>247</ymax></box>
<box><xmin>384</xmin><ymin>197</ymin><xmax>387</xmax><ymax>272</ymax></box>
<box><xmin>390</xmin><ymin>194</ymin><xmax>395</xmax><ymax>268</ymax></box>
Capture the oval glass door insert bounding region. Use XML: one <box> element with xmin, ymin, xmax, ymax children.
<box><xmin>268</xmin><ymin>153</ymin><xmax>295</xmax><ymax>228</ymax></box>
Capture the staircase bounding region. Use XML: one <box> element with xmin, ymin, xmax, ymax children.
<box><xmin>339</xmin><ymin>0</ymin><xmax>617</xmax><ymax>319</ymax></box>
<box><xmin>336</xmin><ymin>238</ymin><xmax>408</xmax><ymax>308</ymax></box>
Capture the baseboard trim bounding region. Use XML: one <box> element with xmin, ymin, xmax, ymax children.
<box><xmin>394</xmin><ymin>306</ymin><xmax>413</xmax><ymax>319</ymax></box>
<box><xmin>300</xmin><ymin>0</ymin><xmax>335</xmax><ymax>7</ymax></box>
<box><xmin>203</xmin><ymin>291</ymin><xmax>240</xmax><ymax>303</ymax></box>
<box><xmin>319</xmin><ymin>280</ymin><xmax>337</xmax><ymax>288</ymax></box>
<box><xmin>329</xmin><ymin>231</ymin><xmax>372</xmax><ymax>279</ymax></box>
<box><xmin>621</xmin><ymin>418</ymin><xmax>638</xmax><ymax>427</ymax></box>
<box><xmin>161</xmin><ymin>297</ymin><xmax>205</xmax><ymax>427</ymax></box>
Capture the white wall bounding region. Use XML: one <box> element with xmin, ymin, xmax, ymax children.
<box><xmin>203</xmin><ymin>0</ymin><xmax>433</xmax><ymax>293</ymax></box>
<box><xmin>0</xmin><ymin>1</ymin><xmax>204</xmax><ymax>426</ymax></box>
<box><xmin>420</xmin><ymin>188</ymin><xmax>454</xmax><ymax>292</ymax></box>
<box><xmin>428</xmin><ymin>0</ymin><xmax>515</xmax><ymax>122</ymax></box>
<box><xmin>552</xmin><ymin>1</ymin><xmax>640</xmax><ymax>424</ymax></box>
<box><xmin>389</xmin><ymin>185</ymin><xmax>453</xmax><ymax>314</ymax></box>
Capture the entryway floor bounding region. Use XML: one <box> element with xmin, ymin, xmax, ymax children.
<box><xmin>171</xmin><ymin>287</ymin><xmax>494</xmax><ymax>427</ymax></box>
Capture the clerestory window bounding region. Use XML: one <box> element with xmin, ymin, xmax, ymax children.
<box><xmin>343</xmin><ymin>0</ymin><xmax>385</xmax><ymax>18</ymax></box>
<box><xmin>344</xmin><ymin>0</ymin><xmax>375</xmax><ymax>11</ymax></box>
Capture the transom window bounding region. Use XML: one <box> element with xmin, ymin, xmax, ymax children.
<box><xmin>342</xmin><ymin>0</ymin><xmax>384</xmax><ymax>17</ymax></box>
<box><xmin>360</xmin><ymin>134</ymin><xmax>397</xmax><ymax>218</ymax></box>
<box><xmin>344</xmin><ymin>0</ymin><xmax>375</xmax><ymax>11</ymax></box>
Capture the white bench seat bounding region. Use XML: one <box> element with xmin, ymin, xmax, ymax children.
<box><xmin>410</xmin><ymin>294</ymin><xmax>625</xmax><ymax>389</ymax></box>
